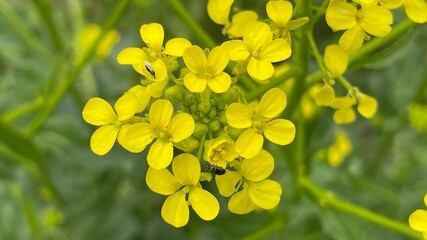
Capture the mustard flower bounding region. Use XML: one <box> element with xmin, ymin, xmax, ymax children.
<box><xmin>82</xmin><ymin>92</ymin><xmax>142</xmax><ymax>155</ymax></box>
<box><xmin>183</xmin><ymin>46</ymin><xmax>231</xmax><ymax>93</ymax></box>
<box><xmin>408</xmin><ymin>193</ymin><xmax>427</xmax><ymax>239</ymax></box>
<box><xmin>330</xmin><ymin>96</ymin><xmax>357</xmax><ymax>124</ymax></box>
<box><xmin>204</xmin><ymin>136</ymin><xmax>238</xmax><ymax>168</ymax></box>
<box><xmin>327</xmin><ymin>131</ymin><xmax>352</xmax><ymax>166</ymax></box>
<box><xmin>216</xmin><ymin>150</ymin><xmax>282</xmax><ymax>214</ymax></box>
<box><xmin>226</xmin><ymin>88</ymin><xmax>295</xmax><ymax>158</ymax></box>
<box><xmin>124</xmin><ymin>99</ymin><xmax>195</xmax><ymax>169</ymax></box>
<box><xmin>117</xmin><ymin>23</ymin><xmax>192</xmax><ymax>81</ymax></box>
<box><xmin>222</xmin><ymin>21</ymin><xmax>292</xmax><ymax>81</ymax></box>
<box><xmin>379</xmin><ymin>0</ymin><xmax>427</xmax><ymax>23</ymax></box>
<box><xmin>324</xmin><ymin>44</ymin><xmax>348</xmax><ymax>78</ymax></box>
<box><xmin>226</xmin><ymin>10</ymin><xmax>258</xmax><ymax>38</ymax></box>
<box><xmin>326</xmin><ymin>1</ymin><xmax>393</xmax><ymax>53</ymax></box>
<box><xmin>146</xmin><ymin>154</ymin><xmax>220</xmax><ymax>227</ymax></box>
<box><xmin>207</xmin><ymin>0</ymin><xmax>234</xmax><ymax>25</ymax></box>
<box><xmin>357</xmin><ymin>93</ymin><xmax>378</xmax><ymax>118</ymax></box>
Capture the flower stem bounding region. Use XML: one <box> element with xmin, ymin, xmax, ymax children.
<box><xmin>166</xmin><ymin>0</ymin><xmax>216</xmax><ymax>49</ymax></box>
<box><xmin>299</xmin><ymin>177</ymin><xmax>422</xmax><ymax>239</ymax></box>
<box><xmin>307</xmin><ymin>31</ymin><xmax>328</xmax><ymax>78</ymax></box>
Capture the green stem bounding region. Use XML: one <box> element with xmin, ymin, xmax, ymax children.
<box><xmin>307</xmin><ymin>31</ymin><xmax>328</xmax><ymax>78</ymax></box>
<box><xmin>299</xmin><ymin>177</ymin><xmax>422</xmax><ymax>239</ymax></box>
<box><xmin>336</xmin><ymin>75</ymin><xmax>354</xmax><ymax>92</ymax></box>
<box><xmin>31</xmin><ymin>0</ymin><xmax>63</xmax><ymax>50</ymax></box>
<box><xmin>0</xmin><ymin>96</ymin><xmax>44</xmax><ymax>123</ymax></box>
<box><xmin>28</xmin><ymin>0</ymin><xmax>132</xmax><ymax>134</ymax></box>
<box><xmin>166</xmin><ymin>0</ymin><xmax>216</xmax><ymax>49</ymax></box>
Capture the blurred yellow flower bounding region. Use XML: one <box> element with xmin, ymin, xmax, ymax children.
<box><xmin>408</xmin><ymin>193</ymin><xmax>427</xmax><ymax>239</ymax></box>
<box><xmin>146</xmin><ymin>154</ymin><xmax>220</xmax><ymax>227</ymax></box>
<box><xmin>327</xmin><ymin>131</ymin><xmax>352</xmax><ymax>166</ymax></box>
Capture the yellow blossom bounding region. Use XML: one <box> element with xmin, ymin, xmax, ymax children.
<box><xmin>124</xmin><ymin>99</ymin><xmax>195</xmax><ymax>169</ymax></box>
<box><xmin>117</xmin><ymin>23</ymin><xmax>192</xmax><ymax>81</ymax></box>
<box><xmin>204</xmin><ymin>136</ymin><xmax>238</xmax><ymax>168</ymax></box>
<box><xmin>222</xmin><ymin>21</ymin><xmax>292</xmax><ymax>81</ymax></box>
<box><xmin>330</xmin><ymin>96</ymin><xmax>357</xmax><ymax>124</ymax></box>
<box><xmin>146</xmin><ymin>154</ymin><xmax>220</xmax><ymax>227</ymax></box>
<box><xmin>327</xmin><ymin>131</ymin><xmax>352</xmax><ymax>166</ymax></box>
<box><xmin>82</xmin><ymin>92</ymin><xmax>142</xmax><ymax>155</ymax></box>
<box><xmin>226</xmin><ymin>10</ymin><xmax>258</xmax><ymax>38</ymax></box>
<box><xmin>404</xmin><ymin>0</ymin><xmax>427</xmax><ymax>23</ymax></box>
<box><xmin>226</xmin><ymin>88</ymin><xmax>295</xmax><ymax>158</ymax></box>
<box><xmin>326</xmin><ymin>1</ymin><xmax>393</xmax><ymax>53</ymax></box>
<box><xmin>216</xmin><ymin>150</ymin><xmax>282</xmax><ymax>214</ymax></box>
<box><xmin>207</xmin><ymin>0</ymin><xmax>234</xmax><ymax>25</ymax></box>
<box><xmin>183</xmin><ymin>45</ymin><xmax>231</xmax><ymax>93</ymax></box>
<box><xmin>409</xmin><ymin>193</ymin><xmax>427</xmax><ymax>238</ymax></box>
<box><xmin>324</xmin><ymin>44</ymin><xmax>348</xmax><ymax>78</ymax></box>
<box><xmin>313</xmin><ymin>83</ymin><xmax>335</xmax><ymax>106</ymax></box>
<box><xmin>357</xmin><ymin>93</ymin><xmax>378</xmax><ymax>118</ymax></box>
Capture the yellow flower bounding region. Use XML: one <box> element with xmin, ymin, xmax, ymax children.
<box><xmin>313</xmin><ymin>83</ymin><xmax>335</xmax><ymax>106</ymax></box>
<box><xmin>204</xmin><ymin>136</ymin><xmax>238</xmax><ymax>168</ymax></box>
<box><xmin>124</xmin><ymin>99</ymin><xmax>195</xmax><ymax>169</ymax></box>
<box><xmin>326</xmin><ymin>1</ymin><xmax>393</xmax><ymax>53</ymax></box>
<box><xmin>117</xmin><ymin>23</ymin><xmax>192</xmax><ymax>81</ymax></box>
<box><xmin>409</xmin><ymin>193</ymin><xmax>427</xmax><ymax>238</ymax></box>
<box><xmin>327</xmin><ymin>131</ymin><xmax>352</xmax><ymax>166</ymax></box>
<box><xmin>324</xmin><ymin>44</ymin><xmax>348</xmax><ymax>78</ymax></box>
<box><xmin>404</xmin><ymin>0</ymin><xmax>427</xmax><ymax>23</ymax></box>
<box><xmin>183</xmin><ymin>46</ymin><xmax>231</xmax><ymax>93</ymax></box>
<box><xmin>330</xmin><ymin>96</ymin><xmax>357</xmax><ymax>124</ymax></box>
<box><xmin>216</xmin><ymin>150</ymin><xmax>282</xmax><ymax>214</ymax></box>
<box><xmin>226</xmin><ymin>88</ymin><xmax>295</xmax><ymax>158</ymax></box>
<box><xmin>222</xmin><ymin>21</ymin><xmax>292</xmax><ymax>81</ymax></box>
<box><xmin>226</xmin><ymin>10</ymin><xmax>258</xmax><ymax>38</ymax></box>
<box><xmin>357</xmin><ymin>93</ymin><xmax>378</xmax><ymax>118</ymax></box>
<box><xmin>146</xmin><ymin>154</ymin><xmax>220</xmax><ymax>227</ymax></box>
<box><xmin>207</xmin><ymin>0</ymin><xmax>234</xmax><ymax>25</ymax></box>
<box><xmin>82</xmin><ymin>92</ymin><xmax>141</xmax><ymax>155</ymax></box>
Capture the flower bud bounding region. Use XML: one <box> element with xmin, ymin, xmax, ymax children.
<box><xmin>194</xmin><ymin>123</ymin><xmax>209</xmax><ymax>139</ymax></box>
<box><xmin>164</xmin><ymin>85</ymin><xmax>184</xmax><ymax>104</ymax></box>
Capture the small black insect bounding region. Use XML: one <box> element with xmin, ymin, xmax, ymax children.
<box><xmin>144</xmin><ymin>60</ymin><xmax>156</xmax><ymax>78</ymax></box>
<box><xmin>207</xmin><ymin>165</ymin><xmax>226</xmax><ymax>175</ymax></box>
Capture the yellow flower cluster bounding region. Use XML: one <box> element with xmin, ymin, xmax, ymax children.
<box><xmin>82</xmin><ymin>0</ymin><xmax>302</xmax><ymax>227</ymax></box>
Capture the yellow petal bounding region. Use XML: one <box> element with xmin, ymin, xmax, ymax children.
<box><xmin>90</xmin><ymin>125</ymin><xmax>119</xmax><ymax>155</ymax></box>
<box><xmin>121</xmin><ymin>123</ymin><xmax>155</xmax><ymax>152</ymax></box>
<box><xmin>380</xmin><ymin>0</ymin><xmax>403</xmax><ymax>9</ymax></box>
<box><xmin>424</xmin><ymin>193</ymin><xmax>427</xmax><ymax>206</ymax></box>
<box><xmin>128</xmin><ymin>85</ymin><xmax>150</xmax><ymax>113</ymax></box>
<box><xmin>183</xmin><ymin>45</ymin><xmax>206</xmax><ymax>74</ymax></box>
<box><xmin>405</xmin><ymin>0</ymin><xmax>427</xmax><ymax>23</ymax></box>
<box><xmin>221</xmin><ymin>40</ymin><xmax>250</xmax><ymax>61</ymax></box>
<box><xmin>208</xmin><ymin>72</ymin><xmax>231</xmax><ymax>93</ymax></box>
<box><xmin>266</xmin><ymin>0</ymin><xmax>293</xmax><ymax>27</ymax></box>
<box><xmin>172</xmin><ymin>153</ymin><xmax>200</xmax><ymax>186</ymax></box>
<box><xmin>161</xmin><ymin>191</ymin><xmax>189</xmax><ymax>228</ymax></box>
<box><xmin>207</xmin><ymin>46</ymin><xmax>229</xmax><ymax>75</ymax></box>
<box><xmin>147</xmin><ymin>139</ymin><xmax>174</xmax><ymax>169</ymax></box>
<box><xmin>259</xmin><ymin>38</ymin><xmax>292</xmax><ymax>63</ymax></box>
<box><xmin>227</xmin><ymin>10</ymin><xmax>258</xmax><ymax>38</ymax></box>
<box><xmin>257</xmin><ymin>88</ymin><xmax>287</xmax><ymax>118</ymax></box>
<box><xmin>216</xmin><ymin>171</ymin><xmax>242</xmax><ymax>197</ymax></box>
<box><xmin>324</xmin><ymin>44</ymin><xmax>348</xmax><ymax>78</ymax></box>
<box><xmin>147</xmin><ymin>79</ymin><xmax>169</xmax><ymax>98</ymax></box>
<box><xmin>235</xmin><ymin>129</ymin><xmax>264</xmax><ymax>158</ymax></box>
<box><xmin>263</xmin><ymin>119</ymin><xmax>296</xmax><ymax>145</ymax></box>
<box><xmin>243</xmin><ymin>21</ymin><xmax>271</xmax><ymax>52</ymax></box>
<box><xmin>168</xmin><ymin>113</ymin><xmax>195</xmax><ymax>142</ymax></box>
<box><xmin>149</xmin><ymin>99</ymin><xmax>173</xmax><ymax>128</ymax></box>
<box><xmin>330</xmin><ymin>96</ymin><xmax>357</xmax><ymax>109</ymax></box>
<box><xmin>116</xmin><ymin>47</ymin><xmax>147</xmax><ymax>65</ymax></box>
<box><xmin>247</xmin><ymin>58</ymin><xmax>274</xmax><ymax>81</ymax></box>
<box><xmin>325</xmin><ymin>1</ymin><xmax>357</xmax><ymax>30</ymax></box>
<box><xmin>163</xmin><ymin>38</ymin><xmax>192</xmax><ymax>56</ymax></box>
<box><xmin>314</xmin><ymin>84</ymin><xmax>335</xmax><ymax>106</ymax></box>
<box><xmin>409</xmin><ymin>209</ymin><xmax>427</xmax><ymax>232</ymax></box>
<box><xmin>184</xmin><ymin>73</ymin><xmax>207</xmax><ymax>93</ymax></box>
<box><xmin>241</xmin><ymin>150</ymin><xmax>274</xmax><ymax>182</ymax></box>
<box><xmin>148</xmin><ymin>58</ymin><xmax>169</xmax><ymax>82</ymax></box>
<box><xmin>114</xmin><ymin>92</ymin><xmax>137</xmax><ymax>121</ymax></box>
<box><xmin>228</xmin><ymin>189</ymin><xmax>257</xmax><ymax>214</ymax></box>
<box><xmin>248</xmin><ymin>180</ymin><xmax>282</xmax><ymax>209</ymax></box>
<box><xmin>357</xmin><ymin>94</ymin><xmax>378</xmax><ymax>118</ymax></box>
<box><xmin>146</xmin><ymin>167</ymin><xmax>180</xmax><ymax>195</ymax></box>
<box><xmin>339</xmin><ymin>25</ymin><xmax>365</xmax><ymax>54</ymax></box>
<box><xmin>225</xmin><ymin>103</ymin><xmax>253</xmax><ymax>128</ymax></box>
<box><xmin>333</xmin><ymin>108</ymin><xmax>356</xmax><ymax>124</ymax></box>
<box><xmin>360</xmin><ymin>6</ymin><xmax>393</xmax><ymax>37</ymax></box>
<box><xmin>82</xmin><ymin>97</ymin><xmax>116</xmax><ymax>126</ymax></box>
<box><xmin>189</xmin><ymin>187</ymin><xmax>220</xmax><ymax>221</ymax></box>
<box><xmin>140</xmin><ymin>23</ymin><xmax>164</xmax><ymax>52</ymax></box>
<box><xmin>207</xmin><ymin>0</ymin><xmax>233</xmax><ymax>25</ymax></box>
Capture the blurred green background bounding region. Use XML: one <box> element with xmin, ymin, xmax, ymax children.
<box><xmin>1</xmin><ymin>0</ymin><xmax>427</xmax><ymax>239</ymax></box>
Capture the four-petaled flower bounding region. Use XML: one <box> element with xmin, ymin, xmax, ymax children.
<box><xmin>222</xmin><ymin>21</ymin><xmax>292</xmax><ymax>81</ymax></box>
<box><xmin>124</xmin><ymin>99</ymin><xmax>195</xmax><ymax>169</ymax></box>
<box><xmin>183</xmin><ymin>45</ymin><xmax>231</xmax><ymax>93</ymax></box>
<box><xmin>117</xmin><ymin>23</ymin><xmax>192</xmax><ymax>81</ymax></box>
<box><xmin>146</xmin><ymin>154</ymin><xmax>220</xmax><ymax>227</ymax></box>
<box><xmin>216</xmin><ymin>150</ymin><xmax>282</xmax><ymax>214</ymax></box>
<box><xmin>82</xmin><ymin>92</ymin><xmax>143</xmax><ymax>155</ymax></box>
<box><xmin>408</xmin><ymin>193</ymin><xmax>427</xmax><ymax>239</ymax></box>
<box><xmin>226</xmin><ymin>88</ymin><xmax>296</xmax><ymax>158</ymax></box>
